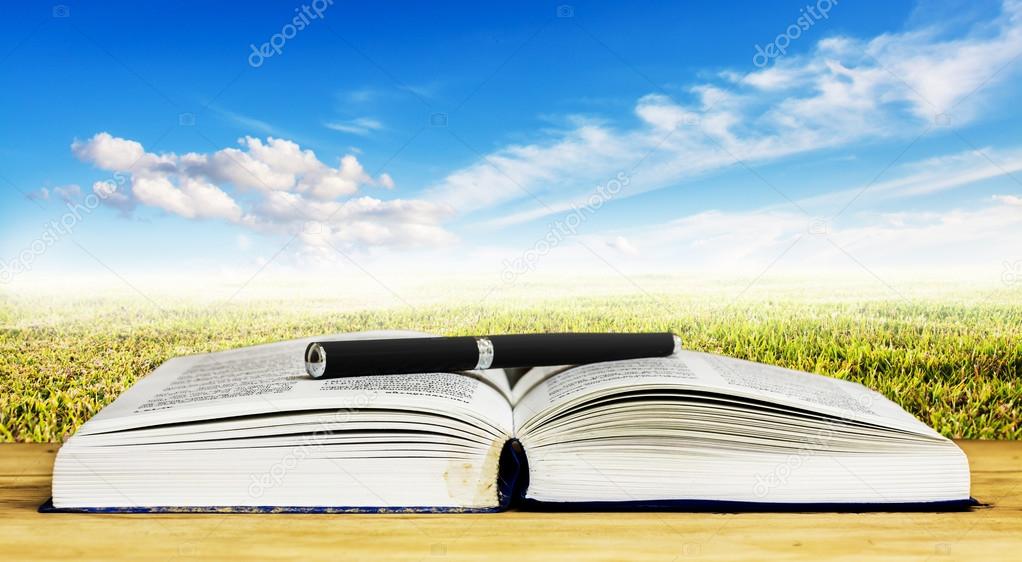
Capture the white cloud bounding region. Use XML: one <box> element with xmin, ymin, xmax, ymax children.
<box><xmin>131</xmin><ymin>175</ymin><xmax>243</xmax><ymax>221</ymax></box>
<box><xmin>377</xmin><ymin>173</ymin><xmax>395</xmax><ymax>189</ymax></box>
<box><xmin>869</xmin><ymin>8</ymin><xmax>1022</xmax><ymax>119</ymax></box>
<box><xmin>72</xmin><ymin>132</ymin><xmax>148</xmax><ymax>171</ymax></box>
<box><xmin>427</xmin><ymin>0</ymin><xmax>1022</xmax><ymax>226</ymax></box>
<box><xmin>738</xmin><ymin>66</ymin><xmax>808</xmax><ymax>91</ymax></box>
<box><xmin>635</xmin><ymin>94</ymin><xmax>700</xmax><ymax>130</ymax></box>
<box><xmin>200</xmin><ymin>147</ymin><xmax>298</xmax><ymax>192</ymax></box>
<box><xmin>72</xmin><ymin>132</ymin><xmax>454</xmax><ymax>251</ymax></box>
<box><xmin>183</xmin><ymin>137</ymin><xmax>368</xmax><ymax>201</ymax></box>
<box><xmin>305</xmin><ymin>154</ymin><xmax>368</xmax><ymax>200</ymax></box>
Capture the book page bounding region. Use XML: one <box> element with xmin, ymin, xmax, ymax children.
<box><xmin>510</xmin><ymin>364</ymin><xmax>571</xmax><ymax>406</ymax></box>
<box><xmin>513</xmin><ymin>351</ymin><xmax>939</xmax><ymax>436</ymax></box>
<box><xmin>80</xmin><ymin>331</ymin><xmax>513</xmax><ymax>437</ymax></box>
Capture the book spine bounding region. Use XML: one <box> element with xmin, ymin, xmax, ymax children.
<box><xmin>497</xmin><ymin>438</ymin><xmax>528</xmax><ymax>508</ymax></box>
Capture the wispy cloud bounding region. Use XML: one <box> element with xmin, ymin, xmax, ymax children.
<box><xmin>994</xmin><ymin>193</ymin><xmax>1022</xmax><ymax>206</ymax></box>
<box><xmin>789</xmin><ymin>146</ymin><xmax>1022</xmax><ymax>212</ymax></box>
<box><xmin>615</xmin><ymin>196</ymin><xmax>1022</xmax><ymax>273</ymax></box>
<box><xmin>582</xmin><ymin>145</ymin><xmax>1022</xmax><ymax>272</ymax></box>
<box><xmin>340</xmin><ymin>87</ymin><xmax>382</xmax><ymax>104</ymax></box>
<box><xmin>398</xmin><ymin>80</ymin><xmax>442</xmax><ymax>99</ymax></box>
<box><xmin>427</xmin><ymin>0</ymin><xmax>1022</xmax><ymax>227</ymax></box>
<box><xmin>210</xmin><ymin>107</ymin><xmax>284</xmax><ymax>136</ymax></box>
<box><xmin>26</xmin><ymin>187</ymin><xmax>50</xmax><ymax>201</ymax></box>
<box><xmin>324</xmin><ymin>117</ymin><xmax>385</xmax><ymax>136</ymax></box>
<box><xmin>29</xmin><ymin>183</ymin><xmax>101</xmax><ymax>204</ymax></box>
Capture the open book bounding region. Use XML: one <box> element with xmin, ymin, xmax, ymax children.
<box><xmin>50</xmin><ymin>331</ymin><xmax>971</xmax><ymax>512</ymax></box>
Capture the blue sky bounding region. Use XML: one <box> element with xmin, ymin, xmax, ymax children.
<box><xmin>2</xmin><ymin>0</ymin><xmax>1022</xmax><ymax>287</ymax></box>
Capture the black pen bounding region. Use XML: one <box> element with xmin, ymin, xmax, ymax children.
<box><xmin>304</xmin><ymin>332</ymin><xmax>681</xmax><ymax>379</ymax></box>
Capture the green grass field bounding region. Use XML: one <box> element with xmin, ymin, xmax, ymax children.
<box><xmin>2</xmin><ymin>277</ymin><xmax>1020</xmax><ymax>442</ymax></box>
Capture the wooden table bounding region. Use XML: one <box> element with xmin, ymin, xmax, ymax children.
<box><xmin>2</xmin><ymin>441</ymin><xmax>1020</xmax><ymax>561</ymax></box>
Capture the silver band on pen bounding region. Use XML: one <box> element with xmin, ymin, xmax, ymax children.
<box><xmin>474</xmin><ymin>337</ymin><xmax>494</xmax><ymax>370</ymax></box>
<box><xmin>306</xmin><ymin>342</ymin><xmax>327</xmax><ymax>378</ymax></box>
